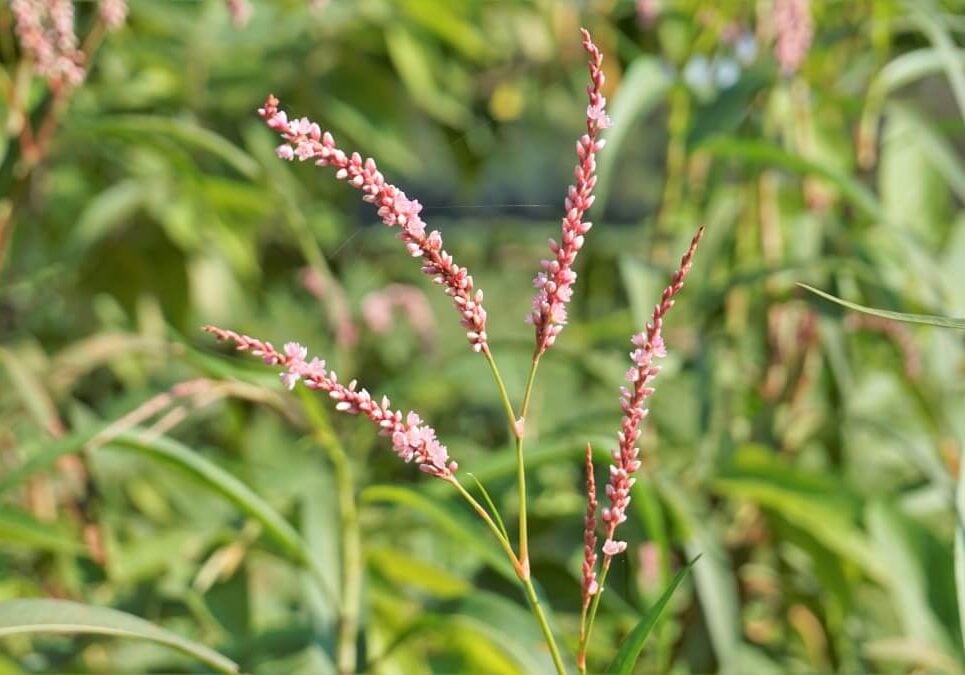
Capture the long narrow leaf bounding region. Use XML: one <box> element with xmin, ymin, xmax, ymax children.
<box><xmin>0</xmin><ymin>599</ymin><xmax>239</xmax><ymax>673</ymax></box>
<box><xmin>799</xmin><ymin>284</ymin><xmax>965</xmax><ymax>329</ymax></box>
<box><xmin>606</xmin><ymin>557</ymin><xmax>699</xmax><ymax>675</ymax></box>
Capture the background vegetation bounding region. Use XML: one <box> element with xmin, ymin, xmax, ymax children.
<box><xmin>2</xmin><ymin>0</ymin><xmax>965</xmax><ymax>672</ymax></box>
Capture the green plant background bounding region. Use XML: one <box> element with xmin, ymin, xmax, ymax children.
<box><xmin>2</xmin><ymin>0</ymin><xmax>964</xmax><ymax>672</ymax></box>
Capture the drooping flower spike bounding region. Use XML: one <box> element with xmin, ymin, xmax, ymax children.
<box><xmin>204</xmin><ymin>325</ymin><xmax>458</xmax><ymax>479</ymax></box>
<box><xmin>259</xmin><ymin>96</ymin><xmax>489</xmax><ymax>354</ymax></box>
<box><xmin>529</xmin><ymin>28</ymin><xmax>610</xmax><ymax>356</ymax></box>
<box><xmin>601</xmin><ymin>226</ymin><xmax>704</xmax><ymax>556</ymax></box>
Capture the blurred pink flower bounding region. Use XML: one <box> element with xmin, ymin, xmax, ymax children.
<box><xmin>225</xmin><ymin>0</ymin><xmax>252</xmax><ymax>28</ymax></box>
<box><xmin>773</xmin><ymin>0</ymin><xmax>813</xmax><ymax>75</ymax></box>
<box><xmin>12</xmin><ymin>0</ymin><xmax>85</xmax><ymax>89</ymax></box>
<box><xmin>98</xmin><ymin>0</ymin><xmax>128</xmax><ymax>31</ymax></box>
<box><xmin>361</xmin><ymin>283</ymin><xmax>436</xmax><ymax>349</ymax></box>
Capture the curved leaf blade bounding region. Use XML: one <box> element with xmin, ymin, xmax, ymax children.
<box><xmin>799</xmin><ymin>284</ymin><xmax>965</xmax><ymax>329</ymax></box>
<box><xmin>606</xmin><ymin>557</ymin><xmax>699</xmax><ymax>675</ymax></box>
<box><xmin>0</xmin><ymin>599</ymin><xmax>238</xmax><ymax>673</ymax></box>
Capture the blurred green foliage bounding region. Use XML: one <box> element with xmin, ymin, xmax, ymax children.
<box><xmin>2</xmin><ymin>0</ymin><xmax>965</xmax><ymax>672</ymax></box>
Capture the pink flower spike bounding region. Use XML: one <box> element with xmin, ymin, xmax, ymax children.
<box><xmin>601</xmin><ymin>227</ymin><xmax>704</xmax><ymax>557</ymax></box>
<box><xmin>772</xmin><ymin>0</ymin><xmax>812</xmax><ymax>75</ymax></box>
<box><xmin>259</xmin><ymin>95</ymin><xmax>489</xmax><ymax>354</ymax></box>
<box><xmin>204</xmin><ymin>325</ymin><xmax>457</xmax><ymax>479</ymax></box>
<box><xmin>580</xmin><ymin>443</ymin><xmax>599</xmax><ymax>612</ymax></box>
<box><xmin>529</xmin><ymin>28</ymin><xmax>609</xmax><ymax>356</ymax></box>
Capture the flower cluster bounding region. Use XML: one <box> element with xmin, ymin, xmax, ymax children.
<box><xmin>259</xmin><ymin>95</ymin><xmax>489</xmax><ymax>354</ymax></box>
<box><xmin>773</xmin><ymin>0</ymin><xmax>813</xmax><ymax>75</ymax></box>
<box><xmin>11</xmin><ymin>0</ymin><xmax>85</xmax><ymax>89</ymax></box>
<box><xmin>98</xmin><ymin>0</ymin><xmax>128</xmax><ymax>32</ymax></box>
<box><xmin>225</xmin><ymin>0</ymin><xmax>253</xmax><ymax>28</ymax></box>
<box><xmin>203</xmin><ymin>325</ymin><xmax>457</xmax><ymax>479</ymax></box>
<box><xmin>530</xmin><ymin>29</ymin><xmax>610</xmax><ymax>355</ymax></box>
<box><xmin>600</xmin><ymin>227</ymin><xmax>704</xmax><ymax>556</ymax></box>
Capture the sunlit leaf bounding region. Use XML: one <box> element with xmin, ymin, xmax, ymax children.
<box><xmin>606</xmin><ymin>556</ymin><xmax>698</xmax><ymax>675</ymax></box>
<box><xmin>0</xmin><ymin>599</ymin><xmax>238</xmax><ymax>673</ymax></box>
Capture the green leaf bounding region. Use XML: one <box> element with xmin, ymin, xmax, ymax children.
<box><xmin>0</xmin><ymin>599</ymin><xmax>238</xmax><ymax>673</ymax></box>
<box><xmin>360</xmin><ymin>485</ymin><xmax>516</xmax><ymax>582</ymax></box>
<box><xmin>606</xmin><ymin>556</ymin><xmax>699</xmax><ymax>675</ymax></box>
<box><xmin>712</xmin><ymin>446</ymin><xmax>889</xmax><ymax>584</ymax></box>
<box><xmin>799</xmin><ymin>284</ymin><xmax>965</xmax><ymax>329</ymax></box>
<box><xmin>466</xmin><ymin>473</ymin><xmax>509</xmax><ymax>541</ymax></box>
<box><xmin>697</xmin><ymin>136</ymin><xmax>885</xmax><ymax>222</ymax></box>
<box><xmin>368</xmin><ymin>546</ymin><xmax>471</xmax><ymax>599</ymax></box>
<box><xmin>0</xmin><ymin>508</ymin><xmax>85</xmax><ymax>555</ymax></box>
<box><xmin>2</xmin><ymin>428</ymin><xmax>331</xmax><ymax>599</ymax></box>
<box><xmin>595</xmin><ymin>55</ymin><xmax>671</xmax><ymax>214</ymax></box>
<box><xmin>955</xmin><ymin>459</ymin><xmax>965</xmax><ymax>655</ymax></box>
<box><xmin>101</xmin><ymin>432</ymin><xmax>329</xmax><ymax>591</ymax></box>
<box><xmin>73</xmin><ymin>116</ymin><xmax>260</xmax><ymax>179</ymax></box>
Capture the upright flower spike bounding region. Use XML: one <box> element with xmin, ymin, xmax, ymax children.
<box><xmin>601</xmin><ymin>227</ymin><xmax>704</xmax><ymax>556</ymax></box>
<box><xmin>259</xmin><ymin>95</ymin><xmax>489</xmax><ymax>354</ymax></box>
<box><xmin>773</xmin><ymin>0</ymin><xmax>813</xmax><ymax>75</ymax></box>
<box><xmin>529</xmin><ymin>28</ymin><xmax>610</xmax><ymax>356</ymax></box>
<box><xmin>204</xmin><ymin>325</ymin><xmax>458</xmax><ymax>479</ymax></box>
<box><xmin>581</xmin><ymin>443</ymin><xmax>599</xmax><ymax>606</ymax></box>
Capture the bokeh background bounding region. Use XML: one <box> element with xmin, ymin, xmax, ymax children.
<box><xmin>2</xmin><ymin>0</ymin><xmax>965</xmax><ymax>672</ymax></box>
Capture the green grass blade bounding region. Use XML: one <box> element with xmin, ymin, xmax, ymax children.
<box><xmin>361</xmin><ymin>484</ymin><xmax>516</xmax><ymax>581</ymax></box>
<box><xmin>466</xmin><ymin>473</ymin><xmax>509</xmax><ymax>540</ymax></box>
<box><xmin>956</xmin><ymin>461</ymin><xmax>965</xmax><ymax>654</ymax></box>
<box><xmin>605</xmin><ymin>557</ymin><xmax>699</xmax><ymax>675</ymax></box>
<box><xmin>0</xmin><ymin>508</ymin><xmax>85</xmax><ymax>555</ymax></box>
<box><xmin>103</xmin><ymin>432</ymin><xmax>330</xmax><ymax>590</ymax></box>
<box><xmin>0</xmin><ymin>599</ymin><xmax>238</xmax><ymax>673</ymax></box>
<box><xmin>799</xmin><ymin>284</ymin><xmax>965</xmax><ymax>329</ymax></box>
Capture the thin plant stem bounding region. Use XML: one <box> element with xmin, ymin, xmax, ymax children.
<box><xmin>450</xmin><ymin>477</ymin><xmax>566</xmax><ymax>674</ymax></box>
<box><xmin>514</xmin><ymin>353</ymin><xmax>541</xmax><ymax>571</ymax></box>
<box><xmin>309</xmin><ymin>412</ymin><xmax>362</xmax><ymax>675</ymax></box>
<box><xmin>322</xmin><ymin>439</ymin><xmax>362</xmax><ymax>675</ymax></box>
<box><xmin>520</xmin><ymin>574</ymin><xmax>568</xmax><ymax>675</ymax></box>
<box><xmin>448</xmin><ymin>476</ymin><xmax>520</xmax><ymax>573</ymax></box>
<box><xmin>483</xmin><ymin>346</ymin><xmax>518</xmax><ymax>435</ymax></box>
<box><xmin>578</xmin><ymin>556</ymin><xmax>613</xmax><ymax>670</ymax></box>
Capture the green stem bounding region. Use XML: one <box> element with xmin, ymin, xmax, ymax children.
<box><xmin>483</xmin><ymin>346</ymin><xmax>518</xmax><ymax>434</ymax></box>
<box><xmin>520</xmin><ymin>574</ymin><xmax>568</xmax><ymax>675</ymax></box>
<box><xmin>451</xmin><ymin>476</ymin><xmax>566</xmax><ymax>675</ymax></box>
<box><xmin>310</xmin><ymin>416</ymin><xmax>361</xmax><ymax>675</ymax></box>
<box><xmin>515</xmin><ymin>354</ymin><xmax>541</xmax><ymax>572</ymax></box>
<box><xmin>449</xmin><ymin>476</ymin><xmax>520</xmax><ymax>573</ymax></box>
<box><xmin>578</xmin><ymin>556</ymin><xmax>613</xmax><ymax>670</ymax></box>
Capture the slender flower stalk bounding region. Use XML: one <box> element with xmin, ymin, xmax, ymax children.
<box><xmin>579</xmin><ymin>227</ymin><xmax>704</xmax><ymax>670</ymax></box>
<box><xmin>577</xmin><ymin>443</ymin><xmax>598</xmax><ymax>671</ymax></box>
<box><xmin>529</xmin><ymin>28</ymin><xmax>610</xmax><ymax>356</ymax></box>
<box><xmin>259</xmin><ymin>95</ymin><xmax>489</xmax><ymax>354</ymax></box>
<box><xmin>203</xmin><ymin>325</ymin><xmax>457</xmax><ymax>479</ymax></box>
